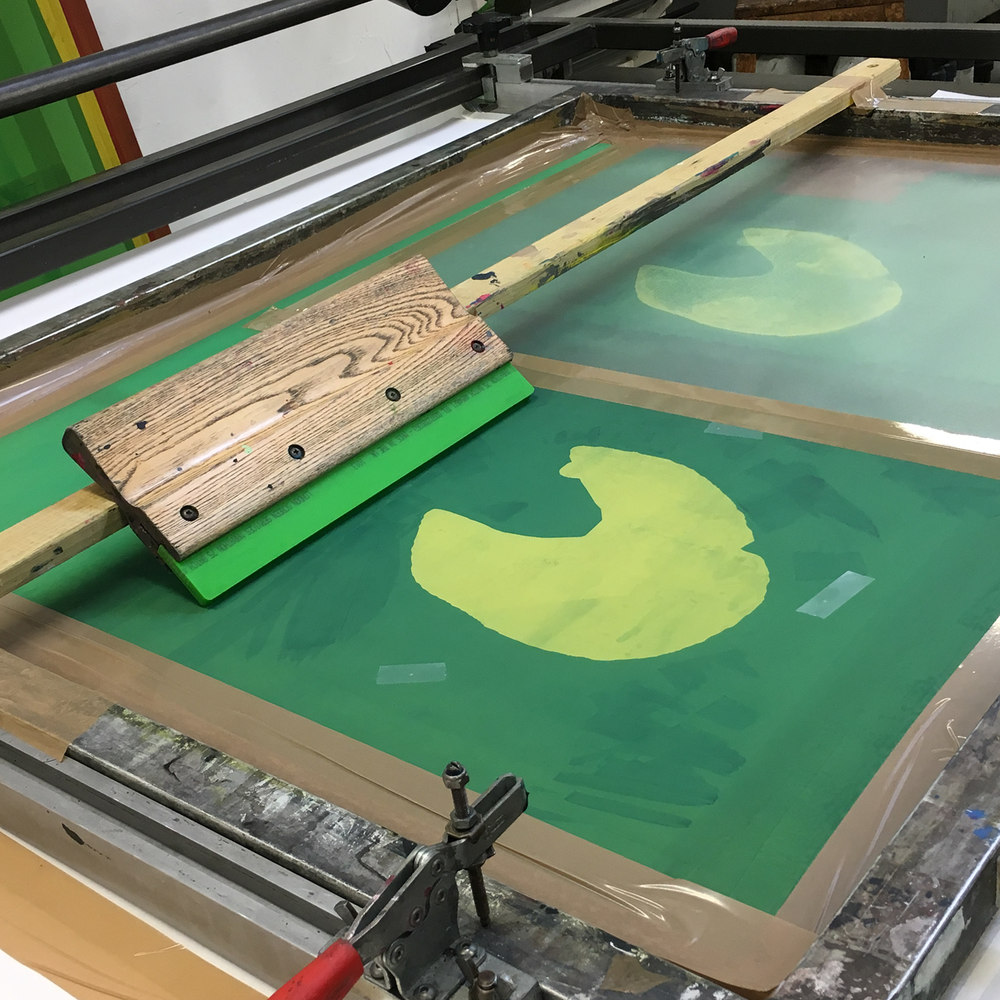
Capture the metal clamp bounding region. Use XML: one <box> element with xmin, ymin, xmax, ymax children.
<box><xmin>349</xmin><ymin>764</ymin><xmax>534</xmax><ymax>1000</ymax></box>
<box><xmin>656</xmin><ymin>25</ymin><xmax>738</xmax><ymax>93</ymax></box>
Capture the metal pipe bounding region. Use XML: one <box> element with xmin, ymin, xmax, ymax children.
<box><xmin>0</xmin><ymin>0</ymin><xmax>449</xmax><ymax>121</ymax></box>
<box><xmin>527</xmin><ymin>16</ymin><xmax>1000</xmax><ymax>59</ymax></box>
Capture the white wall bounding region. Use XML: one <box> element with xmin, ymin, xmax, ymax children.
<box><xmin>86</xmin><ymin>0</ymin><xmax>480</xmax><ymax>154</ymax></box>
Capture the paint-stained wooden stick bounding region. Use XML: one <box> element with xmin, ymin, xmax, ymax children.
<box><xmin>452</xmin><ymin>58</ymin><xmax>900</xmax><ymax>318</ymax></box>
<box><xmin>0</xmin><ymin>61</ymin><xmax>898</xmax><ymax>598</ymax></box>
<box><xmin>0</xmin><ymin>483</ymin><xmax>124</xmax><ymax>600</ymax></box>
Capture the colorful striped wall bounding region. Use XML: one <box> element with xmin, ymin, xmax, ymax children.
<box><xmin>0</xmin><ymin>0</ymin><xmax>167</xmax><ymax>302</ymax></box>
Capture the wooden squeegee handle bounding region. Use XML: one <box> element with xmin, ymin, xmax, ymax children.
<box><xmin>0</xmin><ymin>484</ymin><xmax>125</xmax><ymax>601</ymax></box>
<box><xmin>0</xmin><ymin>63</ymin><xmax>897</xmax><ymax>599</ymax></box>
<box><xmin>451</xmin><ymin>58</ymin><xmax>900</xmax><ymax>319</ymax></box>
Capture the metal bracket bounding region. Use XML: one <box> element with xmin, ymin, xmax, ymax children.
<box><xmin>462</xmin><ymin>51</ymin><xmax>533</xmax><ymax>105</ymax></box>
<box><xmin>655</xmin><ymin>26</ymin><xmax>736</xmax><ymax>93</ymax></box>
<box><xmin>461</xmin><ymin>52</ymin><xmax>571</xmax><ymax>114</ymax></box>
<box><xmin>347</xmin><ymin>766</ymin><xmax>536</xmax><ymax>1000</ymax></box>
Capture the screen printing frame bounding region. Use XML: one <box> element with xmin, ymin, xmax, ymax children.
<box><xmin>4</xmin><ymin>84</ymin><xmax>1000</xmax><ymax>1000</ymax></box>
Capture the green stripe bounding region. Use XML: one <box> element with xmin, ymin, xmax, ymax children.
<box><xmin>0</xmin><ymin>0</ymin><xmax>125</xmax><ymax>295</ymax></box>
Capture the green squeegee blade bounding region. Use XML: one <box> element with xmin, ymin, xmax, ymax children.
<box><xmin>159</xmin><ymin>364</ymin><xmax>534</xmax><ymax>605</ymax></box>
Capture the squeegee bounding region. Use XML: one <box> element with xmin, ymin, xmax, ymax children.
<box><xmin>0</xmin><ymin>57</ymin><xmax>899</xmax><ymax>606</ymax></box>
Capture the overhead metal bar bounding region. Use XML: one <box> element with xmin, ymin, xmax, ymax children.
<box><xmin>0</xmin><ymin>38</ymin><xmax>486</xmax><ymax>244</ymax></box>
<box><xmin>0</xmin><ymin>67</ymin><xmax>485</xmax><ymax>294</ymax></box>
<box><xmin>0</xmin><ymin>20</ymin><xmax>598</xmax><ymax>295</ymax></box>
<box><xmin>527</xmin><ymin>16</ymin><xmax>1000</xmax><ymax>59</ymax></box>
<box><xmin>0</xmin><ymin>0</ymin><xmax>429</xmax><ymax>121</ymax></box>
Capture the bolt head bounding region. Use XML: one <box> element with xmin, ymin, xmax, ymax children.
<box><xmin>409</xmin><ymin>906</ymin><xmax>424</xmax><ymax>927</ymax></box>
<box><xmin>433</xmin><ymin>886</ymin><xmax>448</xmax><ymax>906</ymax></box>
<box><xmin>416</xmin><ymin>987</ymin><xmax>437</xmax><ymax>1000</ymax></box>
<box><xmin>388</xmin><ymin>942</ymin><xmax>406</xmax><ymax>966</ymax></box>
<box><xmin>442</xmin><ymin>761</ymin><xmax>469</xmax><ymax>789</ymax></box>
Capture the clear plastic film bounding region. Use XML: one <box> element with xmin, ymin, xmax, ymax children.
<box><xmin>6</xmin><ymin>582</ymin><xmax>1000</xmax><ymax>995</ymax></box>
<box><xmin>0</xmin><ymin>592</ymin><xmax>812</xmax><ymax>997</ymax></box>
<box><xmin>778</xmin><ymin>615</ymin><xmax>1000</xmax><ymax>933</ymax></box>
<box><xmin>515</xmin><ymin>352</ymin><xmax>1000</xmax><ymax>943</ymax></box>
<box><xmin>847</xmin><ymin>76</ymin><xmax>888</xmax><ymax>112</ymax></box>
<box><xmin>0</xmin><ymin>115</ymin><xmax>615</xmax><ymax>437</ymax></box>
<box><xmin>6</xmin><ymin>99</ymin><xmax>1000</xmax><ymax>998</ymax></box>
<box><xmin>0</xmin><ymin>99</ymin><xmax>723</xmax><ymax>437</ymax></box>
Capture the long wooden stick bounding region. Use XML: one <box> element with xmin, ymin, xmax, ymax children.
<box><xmin>451</xmin><ymin>58</ymin><xmax>900</xmax><ymax>318</ymax></box>
<box><xmin>0</xmin><ymin>59</ymin><xmax>899</xmax><ymax>600</ymax></box>
<box><xmin>0</xmin><ymin>484</ymin><xmax>124</xmax><ymax>598</ymax></box>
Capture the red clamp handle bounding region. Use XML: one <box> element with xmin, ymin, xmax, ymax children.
<box><xmin>270</xmin><ymin>939</ymin><xmax>365</xmax><ymax>1000</ymax></box>
<box><xmin>705</xmin><ymin>26</ymin><xmax>737</xmax><ymax>50</ymax></box>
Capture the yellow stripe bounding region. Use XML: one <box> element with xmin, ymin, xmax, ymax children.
<box><xmin>34</xmin><ymin>0</ymin><xmax>122</xmax><ymax>171</ymax></box>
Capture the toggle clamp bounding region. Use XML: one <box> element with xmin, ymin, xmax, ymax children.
<box><xmin>655</xmin><ymin>25</ymin><xmax>738</xmax><ymax>93</ymax></box>
<box><xmin>271</xmin><ymin>763</ymin><xmax>531</xmax><ymax>1000</ymax></box>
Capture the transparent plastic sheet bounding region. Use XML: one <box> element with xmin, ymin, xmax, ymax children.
<box><xmin>6</xmin><ymin>100</ymin><xmax>1000</xmax><ymax>995</ymax></box>
<box><xmin>515</xmin><ymin>353</ymin><xmax>1000</xmax><ymax>939</ymax></box>
<box><xmin>779</xmin><ymin>616</ymin><xmax>1000</xmax><ymax>932</ymax></box>
<box><xmin>8</xmin><ymin>95</ymin><xmax>1000</xmax><ymax>437</ymax></box>
<box><xmin>8</xmin><ymin>564</ymin><xmax>1000</xmax><ymax>993</ymax></box>
<box><xmin>0</xmin><ymin>116</ymin><xmax>617</xmax><ymax>437</ymax></box>
<box><xmin>849</xmin><ymin>77</ymin><xmax>889</xmax><ymax>112</ymax></box>
<box><xmin>0</xmin><ymin>594</ymin><xmax>814</xmax><ymax>997</ymax></box>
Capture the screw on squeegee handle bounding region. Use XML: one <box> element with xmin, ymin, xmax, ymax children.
<box><xmin>705</xmin><ymin>26</ymin><xmax>737</xmax><ymax>49</ymax></box>
<box><xmin>269</xmin><ymin>939</ymin><xmax>364</xmax><ymax>1000</ymax></box>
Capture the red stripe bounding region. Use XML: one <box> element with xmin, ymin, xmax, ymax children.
<box><xmin>58</xmin><ymin>0</ymin><xmax>170</xmax><ymax>242</ymax></box>
<box><xmin>58</xmin><ymin>0</ymin><xmax>143</xmax><ymax>163</ymax></box>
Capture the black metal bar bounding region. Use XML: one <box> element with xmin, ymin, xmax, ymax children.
<box><xmin>0</xmin><ymin>0</ymin><xmax>375</xmax><ymax>120</ymax></box>
<box><xmin>528</xmin><ymin>16</ymin><xmax>1000</xmax><ymax>59</ymax></box>
<box><xmin>507</xmin><ymin>21</ymin><xmax>598</xmax><ymax>62</ymax></box>
<box><xmin>1</xmin><ymin>89</ymin><xmax>581</xmax><ymax>370</ymax></box>
<box><xmin>0</xmin><ymin>68</ymin><xmax>484</xmax><ymax>294</ymax></box>
<box><xmin>586</xmin><ymin>0</ymin><xmax>663</xmax><ymax>19</ymax></box>
<box><xmin>0</xmin><ymin>19</ymin><xmax>587</xmax><ymax>293</ymax></box>
<box><xmin>0</xmin><ymin>37</ymin><xmax>481</xmax><ymax>244</ymax></box>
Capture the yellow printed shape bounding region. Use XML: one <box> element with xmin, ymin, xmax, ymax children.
<box><xmin>636</xmin><ymin>228</ymin><xmax>902</xmax><ymax>337</ymax></box>
<box><xmin>410</xmin><ymin>446</ymin><xmax>768</xmax><ymax>660</ymax></box>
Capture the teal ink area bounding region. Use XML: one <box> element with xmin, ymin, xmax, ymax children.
<box><xmin>5</xmin><ymin>386</ymin><xmax>1000</xmax><ymax>916</ymax></box>
<box><xmin>426</xmin><ymin>146</ymin><xmax>1000</xmax><ymax>440</ymax></box>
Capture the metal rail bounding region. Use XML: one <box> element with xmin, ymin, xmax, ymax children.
<box><xmin>528</xmin><ymin>16</ymin><xmax>1000</xmax><ymax>59</ymax></box>
<box><xmin>0</xmin><ymin>21</ymin><xmax>597</xmax><ymax>295</ymax></box>
<box><xmin>0</xmin><ymin>67</ymin><xmax>484</xmax><ymax>294</ymax></box>
<box><xmin>5</xmin><ymin>15</ymin><xmax>1000</xmax><ymax>293</ymax></box>
<box><xmin>0</xmin><ymin>0</ymin><xmax>442</xmax><ymax>122</ymax></box>
<box><xmin>0</xmin><ymin>707</ymin><xmax>728</xmax><ymax>997</ymax></box>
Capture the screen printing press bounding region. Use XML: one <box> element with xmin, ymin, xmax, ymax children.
<box><xmin>4</xmin><ymin>7</ymin><xmax>1000</xmax><ymax>1000</ymax></box>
